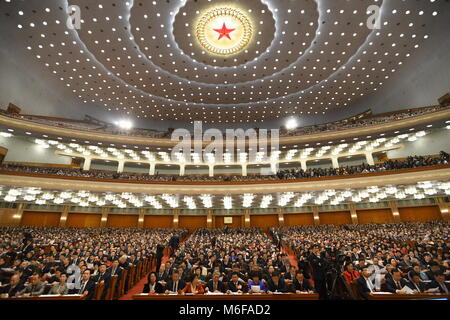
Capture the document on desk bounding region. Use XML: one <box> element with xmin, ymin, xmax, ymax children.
<box><xmin>205</xmin><ymin>292</ymin><xmax>224</xmax><ymax>295</ymax></box>
<box><xmin>371</xmin><ymin>292</ymin><xmax>393</xmax><ymax>295</ymax></box>
<box><xmin>400</xmin><ymin>286</ymin><xmax>415</xmax><ymax>294</ymax></box>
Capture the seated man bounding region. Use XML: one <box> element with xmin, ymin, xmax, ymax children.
<box><xmin>406</xmin><ymin>272</ymin><xmax>427</xmax><ymax>293</ymax></box>
<box><xmin>165</xmin><ymin>271</ymin><xmax>185</xmax><ymax>294</ymax></box>
<box><xmin>78</xmin><ymin>269</ymin><xmax>96</xmax><ymax>300</ymax></box>
<box><xmin>18</xmin><ymin>274</ymin><xmax>45</xmax><ymax>297</ymax></box>
<box><xmin>356</xmin><ymin>267</ymin><xmax>376</xmax><ymax>299</ymax></box>
<box><xmin>206</xmin><ymin>271</ymin><xmax>225</xmax><ymax>293</ymax></box>
<box><xmin>384</xmin><ymin>269</ymin><xmax>409</xmax><ymax>293</ymax></box>
<box><xmin>227</xmin><ymin>272</ymin><xmax>248</xmax><ymax>294</ymax></box>
<box><xmin>0</xmin><ymin>274</ymin><xmax>24</xmax><ymax>297</ymax></box>
<box><xmin>248</xmin><ymin>272</ymin><xmax>267</xmax><ymax>294</ymax></box>
<box><xmin>291</xmin><ymin>271</ymin><xmax>314</xmax><ymax>293</ymax></box>
<box><xmin>428</xmin><ymin>271</ymin><xmax>450</xmax><ymax>294</ymax></box>
<box><xmin>266</xmin><ymin>271</ymin><xmax>288</xmax><ymax>293</ymax></box>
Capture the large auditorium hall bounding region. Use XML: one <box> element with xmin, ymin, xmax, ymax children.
<box><xmin>0</xmin><ymin>0</ymin><xmax>449</xmax><ymax>314</ymax></box>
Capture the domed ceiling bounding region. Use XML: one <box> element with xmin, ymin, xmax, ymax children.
<box><xmin>0</xmin><ymin>0</ymin><xmax>446</xmax><ymax>124</ymax></box>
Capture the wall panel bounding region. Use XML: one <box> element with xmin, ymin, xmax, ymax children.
<box><xmin>179</xmin><ymin>216</ymin><xmax>207</xmax><ymax>232</ymax></box>
<box><xmin>144</xmin><ymin>215</ymin><xmax>174</xmax><ymax>228</ymax></box>
<box><xmin>0</xmin><ymin>208</ymin><xmax>19</xmax><ymax>226</ymax></box>
<box><xmin>319</xmin><ymin>211</ymin><xmax>352</xmax><ymax>225</ymax></box>
<box><xmin>284</xmin><ymin>213</ymin><xmax>314</xmax><ymax>226</ymax></box>
<box><xmin>250</xmin><ymin>214</ymin><xmax>279</xmax><ymax>231</ymax></box>
<box><xmin>66</xmin><ymin>213</ymin><xmax>101</xmax><ymax>228</ymax></box>
<box><xmin>214</xmin><ymin>216</ymin><xmax>243</xmax><ymax>229</ymax></box>
<box><xmin>398</xmin><ymin>206</ymin><xmax>442</xmax><ymax>222</ymax></box>
<box><xmin>106</xmin><ymin>214</ymin><xmax>138</xmax><ymax>228</ymax></box>
<box><xmin>356</xmin><ymin>209</ymin><xmax>394</xmax><ymax>224</ymax></box>
<box><xmin>20</xmin><ymin>211</ymin><xmax>61</xmax><ymax>227</ymax></box>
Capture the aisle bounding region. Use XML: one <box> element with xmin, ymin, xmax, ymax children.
<box><xmin>119</xmin><ymin>255</ymin><xmax>169</xmax><ymax>300</ymax></box>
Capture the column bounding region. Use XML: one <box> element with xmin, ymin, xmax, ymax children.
<box><xmin>100</xmin><ymin>207</ymin><xmax>109</xmax><ymax>227</ymax></box>
<box><xmin>436</xmin><ymin>197</ymin><xmax>450</xmax><ymax>221</ymax></box>
<box><xmin>138</xmin><ymin>208</ymin><xmax>145</xmax><ymax>228</ymax></box>
<box><xmin>12</xmin><ymin>203</ymin><xmax>24</xmax><ymax>226</ymax></box>
<box><xmin>278</xmin><ymin>208</ymin><xmax>285</xmax><ymax>227</ymax></box>
<box><xmin>208</xmin><ymin>165</ymin><xmax>214</xmax><ymax>177</ymax></box>
<box><xmin>149</xmin><ymin>162</ymin><xmax>156</xmax><ymax>175</ymax></box>
<box><xmin>83</xmin><ymin>157</ymin><xmax>92</xmax><ymax>171</ymax></box>
<box><xmin>331</xmin><ymin>157</ymin><xmax>339</xmax><ymax>169</ymax></box>
<box><xmin>312</xmin><ymin>206</ymin><xmax>320</xmax><ymax>226</ymax></box>
<box><xmin>241</xmin><ymin>164</ymin><xmax>247</xmax><ymax>177</ymax></box>
<box><xmin>349</xmin><ymin>203</ymin><xmax>358</xmax><ymax>224</ymax></box>
<box><xmin>244</xmin><ymin>209</ymin><xmax>250</xmax><ymax>228</ymax></box>
<box><xmin>300</xmin><ymin>160</ymin><xmax>307</xmax><ymax>171</ymax></box>
<box><xmin>270</xmin><ymin>162</ymin><xmax>278</xmax><ymax>174</ymax></box>
<box><xmin>117</xmin><ymin>160</ymin><xmax>125</xmax><ymax>173</ymax></box>
<box><xmin>365</xmin><ymin>152</ymin><xmax>375</xmax><ymax>165</ymax></box>
<box><xmin>179</xmin><ymin>164</ymin><xmax>185</xmax><ymax>176</ymax></box>
<box><xmin>207</xmin><ymin>209</ymin><xmax>213</xmax><ymax>228</ymax></box>
<box><xmin>173</xmin><ymin>209</ymin><xmax>179</xmax><ymax>228</ymax></box>
<box><xmin>59</xmin><ymin>205</ymin><xmax>69</xmax><ymax>227</ymax></box>
<box><xmin>389</xmin><ymin>200</ymin><xmax>401</xmax><ymax>223</ymax></box>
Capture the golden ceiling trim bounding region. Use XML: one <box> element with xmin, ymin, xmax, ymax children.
<box><xmin>195</xmin><ymin>7</ymin><xmax>253</xmax><ymax>56</ymax></box>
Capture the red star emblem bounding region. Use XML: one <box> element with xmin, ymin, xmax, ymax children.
<box><xmin>213</xmin><ymin>22</ymin><xmax>235</xmax><ymax>40</ymax></box>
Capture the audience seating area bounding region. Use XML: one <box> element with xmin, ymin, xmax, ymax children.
<box><xmin>0</xmin><ymin>222</ymin><xmax>448</xmax><ymax>300</ymax></box>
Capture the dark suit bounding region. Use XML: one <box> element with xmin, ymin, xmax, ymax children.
<box><xmin>266</xmin><ymin>278</ymin><xmax>288</xmax><ymax>293</ymax></box>
<box><xmin>78</xmin><ymin>279</ymin><xmax>96</xmax><ymax>300</ymax></box>
<box><xmin>142</xmin><ymin>281</ymin><xmax>164</xmax><ymax>294</ymax></box>
<box><xmin>356</xmin><ymin>277</ymin><xmax>374</xmax><ymax>300</ymax></box>
<box><xmin>428</xmin><ymin>280</ymin><xmax>450</xmax><ymax>294</ymax></box>
<box><xmin>94</xmin><ymin>271</ymin><xmax>111</xmax><ymax>299</ymax></box>
<box><xmin>228</xmin><ymin>280</ymin><xmax>248</xmax><ymax>293</ymax></box>
<box><xmin>291</xmin><ymin>278</ymin><xmax>313</xmax><ymax>292</ymax></box>
<box><xmin>308</xmin><ymin>253</ymin><xmax>327</xmax><ymax>299</ymax></box>
<box><xmin>166</xmin><ymin>279</ymin><xmax>185</xmax><ymax>293</ymax></box>
<box><xmin>206</xmin><ymin>280</ymin><xmax>225</xmax><ymax>293</ymax></box>
<box><xmin>407</xmin><ymin>281</ymin><xmax>427</xmax><ymax>293</ymax></box>
<box><xmin>384</xmin><ymin>278</ymin><xmax>409</xmax><ymax>293</ymax></box>
<box><xmin>0</xmin><ymin>283</ymin><xmax>24</xmax><ymax>297</ymax></box>
<box><xmin>156</xmin><ymin>270</ymin><xmax>170</xmax><ymax>282</ymax></box>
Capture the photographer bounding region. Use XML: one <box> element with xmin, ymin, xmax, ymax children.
<box><xmin>308</xmin><ymin>245</ymin><xmax>328</xmax><ymax>299</ymax></box>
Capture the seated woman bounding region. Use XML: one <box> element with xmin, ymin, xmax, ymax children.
<box><xmin>343</xmin><ymin>263</ymin><xmax>360</xmax><ymax>284</ymax></box>
<box><xmin>248</xmin><ymin>272</ymin><xmax>267</xmax><ymax>293</ymax></box>
<box><xmin>49</xmin><ymin>273</ymin><xmax>69</xmax><ymax>295</ymax></box>
<box><xmin>181</xmin><ymin>274</ymin><xmax>205</xmax><ymax>295</ymax></box>
<box><xmin>142</xmin><ymin>272</ymin><xmax>164</xmax><ymax>294</ymax></box>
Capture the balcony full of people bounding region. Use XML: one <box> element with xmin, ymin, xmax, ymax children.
<box><xmin>1</xmin><ymin>152</ymin><xmax>448</xmax><ymax>183</ymax></box>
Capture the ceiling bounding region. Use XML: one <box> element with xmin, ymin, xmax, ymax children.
<box><xmin>0</xmin><ymin>0</ymin><xmax>447</xmax><ymax>125</ymax></box>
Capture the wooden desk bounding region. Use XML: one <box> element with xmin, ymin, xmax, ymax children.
<box><xmin>369</xmin><ymin>293</ymin><xmax>450</xmax><ymax>300</ymax></box>
<box><xmin>1</xmin><ymin>294</ymin><xmax>84</xmax><ymax>300</ymax></box>
<box><xmin>132</xmin><ymin>293</ymin><xmax>319</xmax><ymax>300</ymax></box>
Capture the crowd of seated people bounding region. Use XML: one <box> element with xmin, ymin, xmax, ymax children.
<box><xmin>2</xmin><ymin>103</ymin><xmax>448</xmax><ymax>139</ymax></box>
<box><xmin>145</xmin><ymin>227</ymin><xmax>315</xmax><ymax>295</ymax></box>
<box><xmin>0</xmin><ymin>227</ymin><xmax>187</xmax><ymax>299</ymax></box>
<box><xmin>0</xmin><ymin>152</ymin><xmax>448</xmax><ymax>183</ymax></box>
<box><xmin>0</xmin><ymin>222</ymin><xmax>448</xmax><ymax>299</ymax></box>
<box><xmin>272</xmin><ymin>222</ymin><xmax>449</xmax><ymax>299</ymax></box>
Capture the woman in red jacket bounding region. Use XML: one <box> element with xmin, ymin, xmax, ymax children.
<box><xmin>181</xmin><ymin>274</ymin><xmax>205</xmax><ymax>295</ymax></box>
<box><xmin>343</xmin><ymin>263</ymin><xmax>360</xmax><ymax>284</ymax></box>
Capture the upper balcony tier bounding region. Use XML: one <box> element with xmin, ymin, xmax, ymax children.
<box><xmin>0</xmin><ymin>103</ymin><xmax>449</xmax><ymax>148</ymax></box>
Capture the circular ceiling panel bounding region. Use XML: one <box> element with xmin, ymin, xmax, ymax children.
<box><xmin>0</xmin><ymin>0</ymin><xmax>443</xmax><ymax>124</ymax></box>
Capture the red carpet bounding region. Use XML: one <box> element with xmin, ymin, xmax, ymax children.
<box><xmin>119</xmin><ymin>255</ymin><xmax>170</xmax><ymax>300</ymax></box>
